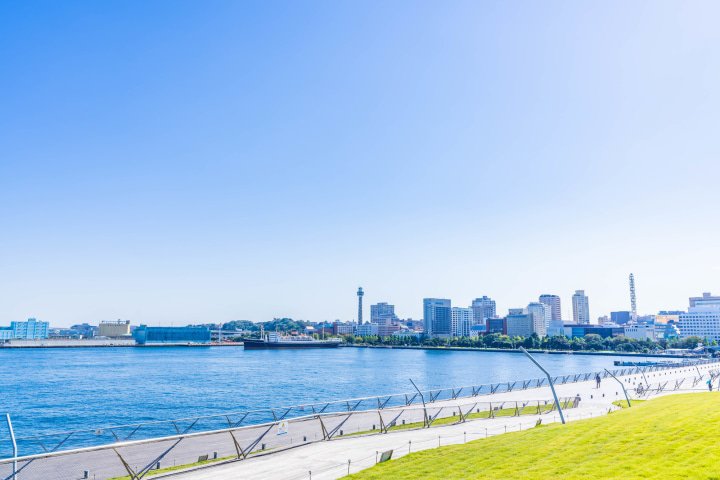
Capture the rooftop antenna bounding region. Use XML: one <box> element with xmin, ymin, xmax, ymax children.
<box><xmin>629</xmin><ymin>273</ymin><xmax>638</xmax><ymax>322</ymax></box>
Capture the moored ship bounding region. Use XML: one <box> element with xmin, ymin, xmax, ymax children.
<box><xmin>243</xmin><ymin>331</ymin><xmax>342</xmax><ymax>349</ymax></box>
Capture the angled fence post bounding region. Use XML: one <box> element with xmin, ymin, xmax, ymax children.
<box><xmin>409</xmin><ymin>378</ymin><xmax>428</xmax><ymax>428</ymax></box>
<box><xmin>6</xmin><ymin>414</ymin><xmax>17</xmax><ymax>480</ymax></box>
<box><xmin>605</xmin><ymin>369</ymin><xmax>631</xmax><ymax>407</ymax></box>
<box><xmin>519</xmin><ymin>347</ymin><xmax>565</xmax><ymax>424</ymax></box>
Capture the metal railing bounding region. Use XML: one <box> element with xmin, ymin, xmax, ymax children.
<box><xmin>0</xmin><ymin>396</ymin><xmax>581</xmax><ymax>480</ymax></box>
<box><xmin>6</xmin><ymin>357</ymin><xmax>718</xmax><ymax>460</ymax></box>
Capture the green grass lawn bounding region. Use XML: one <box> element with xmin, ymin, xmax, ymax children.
<box><xmin>345</xmin><ymin>393</ymin><xmax>720</xmax><ymax>480</ymax></box>
<box><xmin>339</xmin><ymin>402</ymin><xmax>566</xmax><ymax>437</ymax></box>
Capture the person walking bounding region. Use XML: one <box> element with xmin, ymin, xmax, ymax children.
<box><xmin>595</xmin><ymin>373</ymin><xmax>601</xmax><ymax>389</ymax></box>
<box><xmin>707</xmin><ymin>379</ymin><xmax>713</xmax><ymax>392</ymax></box>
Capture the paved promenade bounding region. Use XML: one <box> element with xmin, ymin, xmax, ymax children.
<box><xmin>164</xmin><ymin>362</ymin><xmax>716</xmax><ymax>480</ymax></box>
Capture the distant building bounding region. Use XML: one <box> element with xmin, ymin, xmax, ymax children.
<box><xmin>70</xmin><ymin>323</ymin><xmax>98</xmax><ymax>338</ymax></box>
<box><xmin>572</xmin><ymin>290</ymin><xmax>591</xmax><ymax>324</ymax></box>
<box><xmin>471</xmin><ymin>297</ymin><xmax>496</xmax><ymax>323</ymax></box>
<box><xmin>469</xmin><ymin>324</ymin><xmax>486</xmax><ymax>337</ymax></box>
<box><xmin>486</xmin><ymin>317</ymin><xmax>506</xmax><ymax>334</ymax></box>
<box><xmin>378</xmin><ymin>324</ymin><xmax>401</xmax><ymax>337</ymax></box>
<box><xmin>538</xmin><ymin>294</ymin><xmax>562</xmax><ymax>322</ymax></box>
<box><xmin>506</xmin><ymin>313</ymin><xmax>534</xmax><ymax>337</ymax></box>
<box><xmin>10</xmin><ymin>318</ymin><xmax>49</xmax><ymax>339</ymax></box>
<box><xmin>610</xmin><ymin>311</ymin><xmax>631</xmax><ymax>325</ymax></box>
<box><xmin>526</xmin><ymin>303</ymin><xmax>548</xmax><ymax>337</ymax></box>
<box><xmin>547</xmin><ymin>319</ymin><xmax>566</xmax><ymax>337</ymax></box>
<box><xmin>333</xmin><ymin>322</ymin><xmax>354</xmax><ymax>335</ymax></box>
<box><xmin>597</xmin><ymin>315</ymin><xmax>610</xmax><ymax>325</ymax></box>
<box><xmin>98</xmin><ymin>320</ymin><xmax>131</xmax><ymax>338</ymax></box>
<box><xmin>132</xmin><ymin>325</ymin><xmax>211</xmax><ymax>345</ymax></box>
<box><xmin>689</xmin><ymin>292</ymin><xmax>720</xmax><ymax>308</ymax></box>
<box><xmin>563</xmin><ymin>324</ymin><xmax>624</xmax><ymax>339</ymax></box>
<box><xmin>392</xmin><ymin>329</ymin><xmax>422</xmax><ymax>340</ymax></box>
<box><xmin>679</xmin><ymin>297</ymin><xmax>720</xmax><ymax>341</ymax></box>
<box><xmin>355</xmin><ymin>323</ymin><xmax>379</xmax><ymax>336</ymax></box>
<box><xmin>423</xmin><ymin>298</ymin><xmax>452</xmax><ymax>337</ymax></box>
<box><xmin>0</xmin><ymin>328</ymin><xmax>12</xmax><ymax>341</ymax></box>
<box><xmin>655</xmin><ymin>311</ymin><xmax>683</xmax><ymax>325</ymax></box>
<box><xmin>370</xmin><ymin>303</ymin><xmax>398</xmax><ymax>325</ymax></box>
<box><xmin>451</xmin><ymin>307</ymin><xmax>473</xmax><ymax>337</ymax></box>
<box><xmin>623</xmin><ymin>325</ymin><xmax>655</xmax><ymax>341</ymax></box>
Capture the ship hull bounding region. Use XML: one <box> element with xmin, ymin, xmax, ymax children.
<box><xmin>243</xmin><ymin>339</ymin><xmax>342</xmax><ymax>349</ymax></box>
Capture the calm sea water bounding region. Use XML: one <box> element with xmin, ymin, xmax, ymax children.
<box><xmin>0</xmin><ymin>346</ymin><xmax>652</xmax><ymax>456</ymax></box>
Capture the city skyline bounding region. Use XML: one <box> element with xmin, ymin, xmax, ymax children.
<box><xmin>2</xmin><ymin>1</ymin><xmax>720</xmax><ymax>325</ymax></box>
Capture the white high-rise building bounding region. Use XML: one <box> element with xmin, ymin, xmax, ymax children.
<box><xmin>679</xmin><ymin>296</ymin><xmax>720</xmax><ymax>342</ymax></box>
<box><xmin>451</xmin><ymin>307</ymin><xmax>474</xmax><ymax>337</ymax></box>
<box><xmin>526</xmin><ymin>302</ymin><xmax>548</xmax><ymax>337</ymax></box>
<box><xmin>572</xmin><ymin>290</ymin><xmax>591</xmax><ymax>324</ymax></box>
<box><xmin>538</xmin><ymin>294</ymin><xmax>562</xmax><ymax>322</ymax></box>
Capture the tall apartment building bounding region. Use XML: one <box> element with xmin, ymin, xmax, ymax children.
<box><xmin>471</xmin><ymin>296</ymin><xmax>496</xmax><ymax>323</ymax></box>
<box><xmin>10</xmin><ymin>318</ymin><xmax>49</xmax><ymax>339</ymax></box>
<box><xmin>572</xmin><ymin>290</ymin><xmax>591</xmax><ymax>324</ymax></box>
<box><xmin>451</xmin><ymin>307</ymin><xmax>473</xmax><ymax>337</ymax></box>
<box><xmin>370</xmin><ymin>303</ymin><xmax>398</xmax><ymax>325</ymax></box>
<box><xmin>538</xmin><ymin>294</ymin><xmax>561</xmax><ymax>322</ymax></box>
<box><xmin>423</xmin><ymin>298</ymin><xmax>452</xmax><ymax>337</ymax></box>
<box><xmin>526</xmin><ymin>302</ymin><xmax>548</xmax><ymax>336</ymax></box>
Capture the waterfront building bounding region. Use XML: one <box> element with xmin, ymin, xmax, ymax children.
<box><xmin>377</xmin><ymin>324</ymin><xmax>401</xmax><ymax>337</ymax></box>
<box><xmin>451</xmin><ymin>307</ymin><xmax>473</xmax><ymax>337</ymax></box>
<box><xmin>526</xmin><ymin>303</ymin><xmax>548</xmax><ymax>337</ymax></box>
<box><xmin>538</xmin><ymin>294</ymin><xmax>562</xmax><ymax>322</ymax></box>
<box><xmin>563</xmin><ymin>324</ymin><xmax>624</xmax><ymax>338</ymax></box>
<box><xmin>547</xmin><ymin>319</ymin><xmax>566</xmax><ymax>337</ymax></box>
<box><xmin>471</xmin><ymin>296</ymin><xmax>496</xmax><ymax>323</ymax></box>
<box><xmin>70</xmin><ymin>323</ymin><xmax>98</xmax><ymax>338</ymax></box>
<box><xmin>132</xmin><ymin>325</ymin><xmax>211</xmax><ymax>345</ymax></box>
<box><xmin>10</xmin><ymin>318</ymin><xmax>49</xmax><ymax>339</ymax></box>
<box><xmin>332</xmin><ymin>322</ymin><xmax>354</xmax><ymax>335</ymax></box>
<box><xmin>610</xmin><ymin>311</ymin><xmax>631</xmax><ymax>325</ymax></box>
<box><xmin>355</xmin><ymin>323</ymin><xmax>379</xmax><ymax>336</ymax></box>
<box><xmin>679</xmin><ymin>299</ymin><xmax>720</xmax><ymax>342</ymax></box>
<box><xmin>572</xmin><ymin>290</ymin><xmax>591</xmax><ymax>324</ymax></box>
<box><xmin>506</xmin><ymin>313</ymin><xmax>534</xmax><ymax>337</ymax></box>
<box><xmin>392</xmin><ymin>329</ymin><xmax>422</xmax><ymax>340</ymax></box>
<box><xmin>370</xmin><ymin>303</ymin><xmax>398</xmax><ymax>325</ymax></box>
<box><xmin>623</xmin><ymin>325</ymin><xmax>656</xmax><ymax>341</ymax></box>
<box><xmin>689</xmin><ymin>292</ymin><xmax>720</xmax><ymax>308</ymax></box>
<box><xmin>486</xmin><ymin>317</ymin><xmax>506</xmax><ymax>334</ymax></box>
<box><xmin>98</xmin><ymin>320</ymin><xmax>131</xmax><ymax>338</ymax></box>
<box><xmin>469</xmin><ymin>324</ymin><xmax>486</xmax><ymax>337</ymax></box>
<box><xmin>0</xmin><ymin>328</ymin><xmax>12</xmax><ymax>341</ymax></box>
<box><xmin>423</xmin><ymin>298</ymin><xmax>452</xmax><ymax>337</ymax></box>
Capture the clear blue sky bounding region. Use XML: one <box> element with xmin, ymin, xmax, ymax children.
<box><xmin>1</xmin><ymin>1</ymin><xmax>719</xmax><ymax>326</ymax></box>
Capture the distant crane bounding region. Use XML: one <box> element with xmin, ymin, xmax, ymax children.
<box><xmin>629</xmin><ymin>273</ymin><xmax>638</xmax><ymax>322</ymax></box>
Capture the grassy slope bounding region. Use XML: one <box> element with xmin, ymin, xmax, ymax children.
<box><xmin>346</xmin><ymin>393</ymin><xmax>720</xmax><ymax>480</ymax></box>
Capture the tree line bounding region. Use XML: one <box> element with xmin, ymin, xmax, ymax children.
<box><xmin>341</xmin><ymin>333</ymin><xmax>711</xmax><ymax>353</ymax></box>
